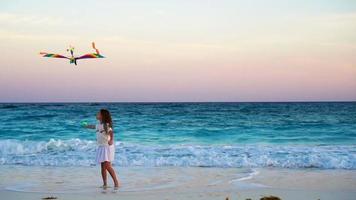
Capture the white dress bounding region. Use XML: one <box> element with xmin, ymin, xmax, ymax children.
<box><xmin>95</xmin><ymin>123</ymin><xmax>115</xmax><ymax>164</ymax></box>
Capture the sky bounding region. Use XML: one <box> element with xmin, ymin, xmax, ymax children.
<box><xmin>0</xmin><ymin>0</ymin><xmax>355</xmax><ymax>102</ymax></box>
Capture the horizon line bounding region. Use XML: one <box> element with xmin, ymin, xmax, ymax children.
<box><xmin>0</xmin><ymin>100</ymin><xmax>355</xmax><ymax>104</ymax></box>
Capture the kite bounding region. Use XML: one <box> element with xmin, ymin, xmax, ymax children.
<box><xmin>40</xmin><ymin>42</ymin><xmax>105</xmax><ymax>65</ymax></box>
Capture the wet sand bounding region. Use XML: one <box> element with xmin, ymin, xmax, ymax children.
<box><xmin>0</xmin><ymin>166</ymin><xmax>355</xmax><ymax>200</ymax></box>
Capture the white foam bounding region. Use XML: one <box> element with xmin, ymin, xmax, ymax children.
<box><xmin>235</xmin><ymin>169</ymin><xmax>260</xmax><ymax>181</ymax></box>
<box><xmin>0</xmin><ymin>139</ymin><xmax>355</xmax><ymax>169</ymax></box>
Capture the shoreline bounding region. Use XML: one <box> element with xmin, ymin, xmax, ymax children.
<box><xmin>0</xmin><ymin>166</ymin><xmax>355</xmax><ymax>200</ymax></box>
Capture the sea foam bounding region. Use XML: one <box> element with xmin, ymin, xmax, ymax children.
<box><xmin>0</xmin><ymin>139</ymin><xmax>355</xmax><ymax>169</ymax></box>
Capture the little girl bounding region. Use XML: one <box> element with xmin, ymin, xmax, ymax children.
<box><xmin>84</xmin><ymin>109</ymin><xmax>120</xmax><ymax>189</ymax></box>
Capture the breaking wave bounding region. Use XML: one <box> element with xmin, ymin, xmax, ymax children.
<box><xmin>0</xmin><ymin>139</ymin><xmax>355</xmax><ymax>169</ymax></box>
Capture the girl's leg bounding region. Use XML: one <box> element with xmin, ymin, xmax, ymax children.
<box><xmin>104</xmin><ymin>161</ymin><xmax>120</xmax><ymax>187</ymax></box>
<box><xmin>101</xmin><ymin>162</ymin><xmax>108</xmax><ymax>186</ymax></box>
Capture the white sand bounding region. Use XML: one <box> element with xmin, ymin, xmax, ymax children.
<box><xmin>0</xmin><ymin>166</ymin><xmax>355</xmax><ymax>200</ymax></box>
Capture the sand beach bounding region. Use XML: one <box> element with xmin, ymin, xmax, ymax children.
<box><xmin>0</xmin><ymin>166</ymin><xmax>355</xmax><ymax>200</ymax></box>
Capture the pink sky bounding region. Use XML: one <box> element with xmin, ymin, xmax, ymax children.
<box><xmin>0</xmin><ymin>0</ymin><xmax>355</xmax><ymax>102</ymax></box>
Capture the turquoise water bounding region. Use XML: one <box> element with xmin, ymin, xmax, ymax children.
<box><xmin>0</xmin><ymin>102</ymin><xmax>355</xmax><ymax>168</ymax></box>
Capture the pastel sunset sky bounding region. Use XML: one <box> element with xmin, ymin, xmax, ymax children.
<box><xmin>0</xmin><ymin>0</ymin><xmax>355</xmax><ymax>102</ymax></box>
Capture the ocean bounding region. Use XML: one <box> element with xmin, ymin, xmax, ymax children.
<box><xmin>0</xmin><ymin>102</ymin><xmax>355</xmax><ymax>169</ymax></box>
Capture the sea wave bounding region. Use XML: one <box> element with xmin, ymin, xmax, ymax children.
<box><xmin>0</xmin><ymin>139</ymin><xmax>355</xmax><ymax>169</ymax></box>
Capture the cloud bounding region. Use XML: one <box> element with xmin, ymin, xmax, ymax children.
<box><xmin>0</xmin><ymin>31</ymin><xmax>77</xmax><ymax>41</ymax></box>
<box><xmin>0</xmin><ymin>12</ymin><xmax>64</xmax><ymax>26</ymax></box>
<box><xmin>311</xmin><ymin>12</ymin><xmax>356</xmax><ymax>22</ymax></box>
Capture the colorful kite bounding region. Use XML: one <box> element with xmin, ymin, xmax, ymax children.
<box><xmin>40</xmin><ymin>42</ymin><xmax>105</xmax><ymax>65</ymax></box>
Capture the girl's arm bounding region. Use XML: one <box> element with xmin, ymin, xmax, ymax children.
<box><xmin>108</xmin><ymin>130</ymin><xmax>114</xmax><ymax>145</ymax></box>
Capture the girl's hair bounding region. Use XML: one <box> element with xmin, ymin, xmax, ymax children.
<box><xmin>100</xmin><ymin>109</ymin><xmax>113</xmax><ymax>134</ymax></box>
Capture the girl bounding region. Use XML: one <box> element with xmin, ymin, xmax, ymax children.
<box><xmin>84</xmin><ymin>109</ymin><xmax>120</xmax><ymax>189</ymax></box>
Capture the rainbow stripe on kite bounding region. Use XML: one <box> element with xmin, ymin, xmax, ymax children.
<box><xmin>40</xmin><ymin>53</ymin><xmax>69</xmax><ymax>59</ymax></box>
<box><xmin>39</xmin><ymin>42</ymin><xmax>105</xmax><ymax>66</ymax></box>
<box><xmin>77</xmin><ymin>53</ymin><xmax>105</xmax><ymax>59</ymax></box>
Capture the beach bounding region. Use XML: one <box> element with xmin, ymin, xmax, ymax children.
<box><xmin>0</xmin><ymin>102</ymin><xmax>355</xmax><ymax>199</ymax></box>
<box><xmin>0</xmin><ymin>166</ymin><xmax>355</xmax><ymax>200</ymax></box>
<box><xmin>1</xmin><ymin>0</ymin><xmax>356</xmax><ymax>198</ymax></box>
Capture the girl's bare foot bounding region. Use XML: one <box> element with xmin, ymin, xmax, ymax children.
<box><xmin>100</xmin><ymin>185</ymin><xmax>109</xmax><ymax>189</ymax></box>
<box><xmin>114</xmin><ymin>182</ymin><xmax>120</xmax><ymax>190</ymax></box>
